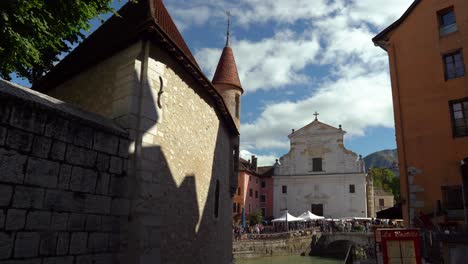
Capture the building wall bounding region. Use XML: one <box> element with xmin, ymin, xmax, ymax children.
<box><xmin>45</xmin><ymin>40</ymin><xmax>235</xmax><ymax>263</ymax></box>
<box><xmin>384</xmin><ymin>0</ymin><xmax>468</xmax><ymax>225</ymax></box>
<box><xmin>259</xmin><ymin>176</ymin><xmax>274</xmax><ymax>219</ymax></box>
<box><xmin>273</xmin><ymin>174</ymin><xmax>367</xmax><ymax>218</ymax></box>
<box><xmin>242</xmin><ymin>171</ymin><xmax>261</xmax><ymax>217</ymax></box>
<box><xmin>0</xmin><ymin>80</ymin><xmax>130</xmax><ymax>263</ymax></box>
<box><xmin>374</xmin><ymin>195</ymin><xmax>395</xmax><ymax>214</ymax></box>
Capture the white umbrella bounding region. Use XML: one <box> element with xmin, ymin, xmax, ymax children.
<box><xmin>271</xmin><ymin>211</ymin><xmax>303</xmax><ymax>222</ymax></box>
<box><xmin>298</xmin><ymin>211</ymin><xmax>325</xmax><ymax>221</ymax></box>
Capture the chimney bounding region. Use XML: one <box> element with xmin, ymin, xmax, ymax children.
<box><xmin>292</xmin><ymin>129</ymin><xmax>295</xmax><ymax>133</ymax></box>
<box><xmin>339</xmin><ymin>124</ymin><xmax>342</xmax><ymax>130</ymax></box>
<box><xmin>251</xmin><ymin>155</ymin><xmax>258</xmax><ymax>172</ymax></box>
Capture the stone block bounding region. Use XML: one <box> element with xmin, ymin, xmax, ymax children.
<box><xmin>100</xmin><ymin>216</ymin><xmax>114</xmax><ymax>232</ymax></box>
<box><xmin>118</xmin><ymin>138</ymin><xmax>130</xmax><ymax>158</ymax></box>
<box><xmin>14</xmin><ymin>232</ymin><xmax>40</xmax><ymax>258</ymax></box>
<box><xmin>58</xmin><ymin>164</ymin><xmax>72</xmax><ymax>190</ymax></box>
<box><xmin>39</xmin><ymin>232</ymin><xmax>58</xmax><ymax>255</ymax></box>
<box><xmin>84</xmin><ymin>195</ymin><xmax>111</xmax><ymax>214</ymax></box>
<box><xmin>56</xmin><ymin>232</ymin><xmax>70</xmax><ymax>256</ymax></box>
<box><xmin>0</xmin><ymin>211</ymin><xmax>4</xmax><ymax>229</ymax></box>
<box><xmin>88</xmin><ymin>233</ymin><xmax>109</xmax><ymax>253</ymax></box>
<box><xmin>43</xmin><ymin>256</ymin><xmax>74</xmax><ymax>264</ymax></box>
<box><xmin>0</xmin><ymin>232</ymin><xmax>14</xmax><ymax>259</ymax></box>
<box><xmin>95</xmin><ymin>173</ymin><xmax>110</xmax><ymax>196</ymax></box>
<box><xmin>96</xmin><ymin>154</ymin><xmax>110</xmax><ymax>172</ymax></box>
<box><xmin>12</xmin><ymin>186</ymin><xmax>44</xmax><ymax>209</ymax></box>
<box><xmin>5</xmin><ymin>129</ymin><xmax>33</xmax><ymax>152</ymax></box>
<box><xmin>45</xmin><ymin>117</ymin><xmax>71</xmax><ymax>143</ymax></box>
<box><xmin>66</xmin><ymin>145</ymin><xmax>97</xmax><ymax>168</ymax></box>
<box><xmin>50</xmin><ymin>141</ymin><xmax>67</xmax><ymax>161</ymax></box>
<box><xmin>85</xmin><ymin>215</ymin><xmax>102</xmax><ymax>232</ymax></box>
<box><xmin>0</xmin><ymin>127</ymin><xmax>7</xmax><ymax>146</ymax></box>
<box><xmin>108</xmin><ymin>233</ymin><xmax>120</xmax><ymax>252</ymax></box>
<box><xmin>9</xmin><ymin>105</ymin><xmax>46</xmax><ymax>134</ymax></box>
<box><xmin>71</xmin><ymin>125</ymin><xmax>94</xmax><ymax>149</ymax></box>
<box><xmin>0</xmin><ymin>184</ymin><xmax>13</xmax><ymax>206</ymax></box>
<box><xmin>44</xmin><ymin>190</ymin><xmax>84</xmax><ymax>212</ymax></box>
<box><xmin>109</xmin><ymin>157</ymin><xmax>122</xmax><ymax>174</ymax></box>
<box><xmin>0</xmin><ymin>259</ymin><xmax>42</xmax><ymax>264</ymax></box>
<box><xmin>69</xmin><ymin>232</ymin><xmax>88</xmax><ymax>254</ymax></box>
<box><xmin>111</xmin><ymin>198</ymin><xmax>130</xmax><ymax>216</ymax></box>
<box><xmin>5</xmin><ymin>209</ymin><xmax>26</xmax><ymax>230</ymax></box>
<box><xmin>0</xmin><ymin>149</ymin><xmax>27</xmax><ymax>184</ymax></box>
<box><xmin>68</xmin><ymin>214</ymin><xmax>86</xmax><ymax>231</ymax></box>
<box><xmin>25</xmin><ymin>211</ymin><xmax>51</xmax><ymax>230</ymax></box>
<box><xmin>94</xmin><ymin>132</ymin><xmax>118</xmax><ymax>155</ymax></box>
<box><xmin>109</xmin><ymin>176</ymin><xmax>129</xmax><ymax>198</ymax></box>
<box><xmin>0</xmin><ymin>103</ymin><xmax>10</xmax><ymax>125</ymax></box>
<box><xmin>51</xmin><ymin>212</ymin><xmax>69</xmax><ymax>231</ymax></box>
<box><xmin>70</xmin><ymin>167</ymin><xmax>97</xmax><ymax>193</ymax></box>
<box><xmin>31</xmin><ymin>136</ymin><xmax>51</xmax><ymax>158</ymax></box>
<box><xmin>25</xmin><ymin>157</ymin><xmax>59</xmax><ymax>188</ymax></box>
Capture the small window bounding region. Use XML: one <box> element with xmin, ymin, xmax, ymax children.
<box><xmin>282</xmin><ymin>185</ymin><xmax>287</xmax><ymax>194</ymax></box>
<box><xmin>249</xmin><ymin>188</ymin><xmax>253</xmax><ymax>197</ymax></box>
<box><xmin>439</xmin><ymin>8</ymin><xmax>457</xmax><ymax>36</ymax></box>
<box><xmin>312</xmin><ymin>158</ymin><xmax>322</xmax><ymax>172</ymax></box>
<box><xmin>214</xmin><ymin>180</ymin><xmax>220</xmax><ymax>218</ymax></box>
<box><xmin>442</xmin><ymin>185</ymin><xmax>463</xmax><ymax>210</ymax></box>
<box><xmin>235</xmin><ymin>94</ymin><xmax>240</xmax><ymax>118</ymax></box>
<box><xmin>444</xmin><ymin>50</ymin><xmax>465</xmax><ymax>80</ymax></box>
<box><xmin>379</xmin><ymin>199</ymin><xmax>385</xmax><ymax>207</ymax></box>
<box><xmin>261</xmin><ymin>180</ymin><xmax>266</xmax><ymax>188</ymax></box>
<box><xmin>255</xmin><ymin>191</ymin><xmax>258</xmax><ymax>198</ymax></box>
<box><xmin>260</xmin><ymin>195</ymin><xmax>266</xmax><ymax>202</ymax></box>
<box><xmin>349</xmin><ymin>184</ymin><xmax>355</xmax><ymax>193</ymax></box>
<box><xmin>450</xmin><ymin>98</ymin><xmax>468</xmax><ymax>137</ymax></box>
<box><xmin>237</xmin><ymin>187</ymin><xmax>241</xmax><ymax>196</ymax></box>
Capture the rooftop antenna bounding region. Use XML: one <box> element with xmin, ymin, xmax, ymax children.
<box><xmin>225</xmin><ymin>10</ymin><xmax>231</xmax><ymax>47</ymax></box>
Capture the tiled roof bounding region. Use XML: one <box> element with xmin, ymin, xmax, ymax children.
<box><xmin>212</xmin><ymin>46</ymin><xmax>242</xmax><ymax>90</ymax></box>
<box><xmin>258</xmin><ymin>166</ymin><xmax>274</xmax><ymax>176</ymax></box>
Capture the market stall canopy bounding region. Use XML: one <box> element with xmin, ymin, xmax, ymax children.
<box><xmin>298</xmin><ymin>211</ymin><xmax>325</xmax><ymax>221</ymax></box>
<box><xmin>271</xmin><ymin>212</ymin><xmax>303</xmax><ymax>222</ymax></box>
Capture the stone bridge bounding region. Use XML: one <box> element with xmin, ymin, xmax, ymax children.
<box><xmin>311</xmin><ymin>232</ymin><xmax>375</xmax><ymax>261</ymax></box>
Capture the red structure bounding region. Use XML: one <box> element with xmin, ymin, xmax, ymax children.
<box><xmin>233</xmin><ymin>156</ymin><xmax>274</xmax><ymax>224</ymax></box>
<box><xmin>374</xmin><ymin>229</ymin><xmax>422</xmax><ymax>264</ymax></box>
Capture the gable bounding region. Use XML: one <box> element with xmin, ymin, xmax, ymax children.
<box><xmin>290</xmin><ymin>120</ymin><xmax>344</xmax><ymax>139</ymax></box>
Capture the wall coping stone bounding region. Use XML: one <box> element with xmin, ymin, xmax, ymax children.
<box><xmin>0</xmin><ymin>79</ymin><xmax>127</xmax><ymax>137</ymax></box>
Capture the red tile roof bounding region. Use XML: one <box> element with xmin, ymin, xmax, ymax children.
<box><xmin>212</xmin><ymin>46</ymin><xmax>243</xmax><ymax>90</ymax></box>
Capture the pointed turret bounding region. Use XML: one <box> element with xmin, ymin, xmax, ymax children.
<box><xmin>212</xmin><ymin>13</ymin><xmax>243</xmax><ymax>129</ymax></box>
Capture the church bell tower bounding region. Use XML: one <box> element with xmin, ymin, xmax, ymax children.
<box><xmin>212</xmin><ymin>12</ymin><xmax>243</xmax><ymax>130</ymax></box>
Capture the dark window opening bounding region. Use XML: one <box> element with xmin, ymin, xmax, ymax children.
<box><xmin>214</xmin><ymin>180</ymin><xmax>220</xmax><ymax>218</ymax></box>
<box><xmin>249</xmin><ymin>188</ymin><xmax>253</xmax><ymax>197</ymax></box>
<box><xmin>379</xmin><ymin>199</ymin><xmax>385</xmax><ymax>207</ymax></box>
<box><xmin>349</xmin><ymin>184</ymin><xmax>355</xmax><ymax>193</ymax></box>
<box><xmin>439</xmin><ymin>8</ymin><xmax>457</xmax><ymax>36</ymax></box>
<box><xmin>261</xmin><ymin>180</ymin><xmax>266</xmax><ymax>188</ymax></box>
<box><xmin>444</xmin><ymin>50</ymin><xmax>464</xmax><ymax>80</ymax></box>
<box><xmin>260</xmin><ymin>195</ymin><xmax>266</xmax><ymax>202</ymax></box>
<box><xmin>237</xmin><ymin>187</ymin><xmax>241</xmax><ymax>196</ymax></box>
<box><xmin>282</xmin><ymin>185</ymin><xmax>287</xmax><ymax>194</ymax></box>
<box><xmin>313</xmin><ymin>158</ymin><xmax>322</xmax><ymax>172</ymax></box>
<box><xmin>450</xmin><ymin>98</ymin><xmax>468</xmax><ymax>137</ymax></box>
<box><xmin>311</xmin><ymin>204</ymin><xmax>324</xmax><ymax>216</ymax></box>
<box><xmin>442</xmin><ymin>185</ymin><xmax>463</xmax><ymax>210</ymax></box>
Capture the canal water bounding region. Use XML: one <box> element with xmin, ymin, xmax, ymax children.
<box><xmin>235</xmin><ymin>256</ymin><xmax>341</xmax><ymax>264</ymax></box>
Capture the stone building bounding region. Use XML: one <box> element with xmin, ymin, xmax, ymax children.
<box><xmin>373</xmin><ymin>188</ymin><xmax>395</xmax><ymax>216</ymax></box>
<box><xmin>373</xmin><ymin>0</ymin><xmax>468</xmax><ymax>227</ymax></box>
<box><xmin>273</xmin><ymin>116</ymin><xmax>368</xmax><ymax>218</ymax></box>
<box><xmin>18</xmin><ymin>0</ymin><xmax>242</xmax><ymax>263</ymax></box>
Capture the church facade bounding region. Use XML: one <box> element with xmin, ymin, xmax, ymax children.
<box><xmin>273</xmin><ymin>116</ymin><xmax>368</xmax><ymax>219</ymax></box>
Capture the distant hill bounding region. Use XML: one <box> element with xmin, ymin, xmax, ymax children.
<box><xmin>364</xmin><ymin>149</ymin><xmax>399</xmax><ymax>175</ymax></box>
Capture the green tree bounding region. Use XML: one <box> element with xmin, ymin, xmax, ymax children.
<box><xmin>0</xmin><ymin>0</ymin><xmax>120</xmax><ymax>83</ymax></box>
<box><xmin>248</xmin><ymin>209</ymin><xmax>263</xmax><ymax>226</ymax></box>
<box><xmin>369</xmin><ymin>167</ymin><xmax>401</xmax><ymax>201</ymax></box>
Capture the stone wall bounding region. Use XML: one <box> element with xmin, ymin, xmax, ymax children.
<box><xmin>0</xmin><ymin>80</ymin><xmax>130</xmax><ymax>264</ymax></box>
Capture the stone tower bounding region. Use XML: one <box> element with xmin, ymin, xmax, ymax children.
<box><xmin>212</xmin><ymin>15</ymin><xmax>243</xmax><ymax>129</ymax></box>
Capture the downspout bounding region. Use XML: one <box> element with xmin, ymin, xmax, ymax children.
<box><xmin>388</xmin><ymin>42</ymin><xmax>411</xmax><ymax>226</ymax></box>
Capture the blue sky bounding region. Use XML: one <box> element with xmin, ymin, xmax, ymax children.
<box><xmin>12</xmin><ymin>0</ymin><xmax>415</xmax><ymax>165</ymax></box>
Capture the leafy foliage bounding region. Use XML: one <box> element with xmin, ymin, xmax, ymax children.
<box><xmin>0</xmin><ymin>0</ymin><xmax>117</xmax><ymax>83</ymax></box>
<box><xmin>248</xmin><ymin>209</ymin><xmax>263</xmax><ymax>226</ymax></box>
<box><xmin>369</xmin><ymin>167</ymin><xmax>401</xmax><ymax>201</ymax></box>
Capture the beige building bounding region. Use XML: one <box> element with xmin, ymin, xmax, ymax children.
<box><xmin>34</xmin><ymin>0</ymin><xmax>241</xmax><ymax>263</ymax></box>
<box><xmin>373</xmin><ymin>188</ymin><xmax>395</xmax><ymax>215</ymax></box>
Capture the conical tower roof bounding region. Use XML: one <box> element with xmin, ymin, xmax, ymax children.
<box><xmin>212</xmin><ymin>46</ymin><xmax>242</xmax><ymax>90</ymax></box>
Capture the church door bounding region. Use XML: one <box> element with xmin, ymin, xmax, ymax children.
<box><xmin>311</xmin><ymin>204</ymin><xmax>323</xmax><ymax>216</ymax></box>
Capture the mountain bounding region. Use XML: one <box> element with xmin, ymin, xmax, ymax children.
<box><xmin>364</xmin><ymin>149</ymin><xmax>399</xmax><ymax>175</ymax></box>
